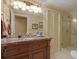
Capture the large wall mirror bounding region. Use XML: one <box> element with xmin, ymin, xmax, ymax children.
<box><xmin>11</xmin><ymin>8</ymin><xmax>44</xmax><ymax>35</ymax></box>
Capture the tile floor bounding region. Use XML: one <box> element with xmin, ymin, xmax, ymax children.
<box><xmin>52</xmin><ymin>48</ymin><xmax>77</xmax><ymax>59</ymax></box>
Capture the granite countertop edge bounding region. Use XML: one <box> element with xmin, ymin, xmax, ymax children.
<box><xmin>1</xmin><ymin>37</ymin><xmax>52</xmax><ymax>45</ymax></box>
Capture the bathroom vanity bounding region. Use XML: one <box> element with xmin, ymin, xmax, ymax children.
<box><xmin>1</xmin><ymin>37</ymin><xmax>51</xmax><ymax>59</ymax></box>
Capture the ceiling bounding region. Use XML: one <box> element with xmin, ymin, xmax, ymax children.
<box><xmin>44</xmin><ymin>0</ymin><xmax>77</xmax><ymax>17</ymax></box>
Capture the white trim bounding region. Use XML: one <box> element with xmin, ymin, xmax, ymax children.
<box><xmin>11</xmin><ymin>9</ymin><xmax>15</xmax><ymax>35</ymax></box>
<box><xmin>45</xmin><ymin>9</ymin><xmax>48</xmax><ymax>36</ymax></box>
<box><xmin>58</xmin><ymin>12</ymin><xmax>61</xmax><ymax>51</ymax></box>
<box><xmin>42</xmin><ymin>8</ymin><xmax>48</xmax><ymax>36</ymax></box>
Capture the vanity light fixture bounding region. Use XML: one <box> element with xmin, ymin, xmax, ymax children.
<box><xmin>11</xmin><ymin>0</ymin><xmax>42</xmax><ymax>13</ymax></box>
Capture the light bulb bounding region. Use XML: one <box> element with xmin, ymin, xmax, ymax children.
<box><xmin>22</xmin><ymin>3</ymin><xmax>26</xmax><ymax>7</ymax></box>
<box><xmin>21</xmin><ymin>3</ymin><xmax>26</xmax><ymax>10</ymax></box>
<box><xmin>13</xmin><ymin>1</ymin><xmax>17</xmax><ymax>5</ymax></box>
<box><xmin>28</xmin><ymin>8</ymin><xmax>33</xmax><ymax>12</ymax></box>
<box><xmin>17</xmin><ymin>1</ymin><xmax>23</xmax><ymax>8</ymax></box>
<box><xmin>30</xmin><ymin>5</ymin><xmax>36</xmax><ymax>10</ymax></box>
<box><xmin>38</xmin><ymin>7</ymin><xmax>42</xmax><ymax>13</ymax></box>
<box><xmin>26</xmin><ymin>6</ymin><xmax>30</xmax><ymax>10</ymax></box>
<box><xmin>13</xmin><ymin>5</ymin><xmax>19</xmax><ymax>9</ymax></box>
<box><xmin>21</xmin><ymin>7</ymin><xmax>26</xmax><ymax>11</ymax></box>
<box><xmin>13</xmin><ymin>1</ymin><xmax>19</xmax><ymax>9</ymax></box>
<box><xmin>33</xmin><ymin>6</ymin><xmax>38</xmax><ymax>13</ymax></box>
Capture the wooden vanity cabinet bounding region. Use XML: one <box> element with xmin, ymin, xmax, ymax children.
<box><xmin>2</xmin><ymin>39</ymin><xmax>51</xmax><ymax>59</ymax></box>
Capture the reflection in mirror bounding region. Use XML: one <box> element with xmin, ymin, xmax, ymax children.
<box><xmin>15</xmin><ymin>15</ymin><xmax>27</xmax><ymax>35</ymax></box>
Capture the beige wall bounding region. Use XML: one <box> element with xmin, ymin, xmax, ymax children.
<box><xmin>2</xmin><ymin>0</ymin><xmax>10</xmax><ymax>24</ymax></box>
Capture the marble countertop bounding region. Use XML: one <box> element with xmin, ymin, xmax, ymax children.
<box><xmin>1</xmin><ymin>36</ymin><xmax>51</xmax><ymax>45</ymax></box>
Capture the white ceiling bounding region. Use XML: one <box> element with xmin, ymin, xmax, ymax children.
<box><xmin>43</xmin><ymin>0</ymin><xmax>77</xmax><ymax>16</ymax></box>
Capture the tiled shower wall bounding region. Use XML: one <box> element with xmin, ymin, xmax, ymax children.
<box><xmin>71</xmin><ymin>19</ymin><xmax>77</xmax><ymax>49</ymax></box>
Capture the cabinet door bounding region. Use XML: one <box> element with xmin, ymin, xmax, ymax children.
<box><xmin>6</xmin><ymin>54</ymin><xmax>29</xmax><ymax>59</ymax></box>
<box><xmin>31</xmin><ymin>48</ymin><xmax>47</xmax><ymax>59</ymax></box>
<box><xmin>15</xmin><ymin>55</ymin><xmax>29</xmax><ymax>59</ymax></box>
<box><xmin>6</xmin><ymin>43</ymin><xmax>29</xmax><ymax>57</ymax></box>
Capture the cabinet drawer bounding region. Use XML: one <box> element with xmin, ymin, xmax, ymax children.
<box><xmin>6</xmin><ymin>44</ymin><xmax>29</xmax><ymax>57</ymax></box>
<box><xmin>30</xmin><ymin>40</ymin><xmax>47</xmax><ymax>50</ymax></box>
<box><xmin>6</xmin><ymin>53</ymin><xmax>29</xmax><ymax>59</ymax></box>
